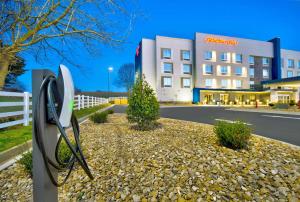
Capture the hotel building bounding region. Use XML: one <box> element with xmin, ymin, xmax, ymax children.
<box><xmin>135</xmin><ymin>33</ymin><xmax>300</xmax><ymax>105</ymax></box>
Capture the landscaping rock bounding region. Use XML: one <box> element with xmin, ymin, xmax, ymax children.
<box><xmin>0</xmin><ymin>114</ymin><xmax>299</xmax><ymax>201</ymax></box>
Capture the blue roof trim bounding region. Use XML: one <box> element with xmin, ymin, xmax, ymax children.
<box><xmin>261</xmin><ymin>76</ymin><xmax>300</xmax><ymax>85</ymax></box>
<box><xmin>193</xmin><ymin>88</ymin><xmax>265</xmax><ymax>92</ymax></box>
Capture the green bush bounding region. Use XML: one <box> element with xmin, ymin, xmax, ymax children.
<box><xmin>214</xmin><ymin>121</ymin><xmax>251</xmax><ymax>150</ymax></box>
<box><xmin>18</xmin><ymin>142</ymin><xmax>73</xmax><ymax>176</ymax></box>
<box><xmin>127</xmin><ymin>75</ymin><xmax>159</xmax><ymax>130</ymax></box>
<box><xmin>107</xmin><ymin>109</ymin><xmax>114</xmax><ymax>114</ymax></box>
<box><xmin>18</xmin><ymin>151</ymin><xmax>33</xmax><ymax>176</ymax></box>
<box><xmin>289</xmin><ymin>100</ymin><xmax>296</xmax><ymax>106</ymax></box>
<box><xmin>90</xmin><ymin>111</ymin><xmax>108</xmax><ymax>123</ymax></box>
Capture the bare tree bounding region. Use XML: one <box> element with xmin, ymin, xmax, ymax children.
<box><xmin>0</xmin><ymin>0</ymin><xmax>137</xmax><ymax>87</ymax></box>
<box><xmin>114</xmin><ymin>63</ymin><xmax>135</xmax><ymax>93</ymax></box>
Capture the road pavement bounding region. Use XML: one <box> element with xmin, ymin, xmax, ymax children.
<box><xmin>112</xmin><ymin>105</ymin><xmax>300</xmax><ymax>146</ymax></box>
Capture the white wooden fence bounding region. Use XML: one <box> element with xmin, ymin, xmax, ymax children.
<box><xmin>0</xmin><ymin>91</ymin><xmax>108</xmax><ymax>129</ymax></box>
<box><xmin>74</xmin><ymin>95</ymin><xmax>108</xmax><ymax>110</ymax></box>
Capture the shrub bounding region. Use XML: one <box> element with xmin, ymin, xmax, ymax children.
<box><xmin>214</xmin><ymin>121</ymin><xmax>251</xmax><ymax>150</ymax></box>
<box><xmin>268</xmin><ymin>103</ymin><xmax>274</xmax><ymax>107</ymax></box>
<box><xmin>127</xmin><ymin>75</ymin><xmax>159</xmax><ymax>130</ymax></box>
<box><xmin>18</xmin><ymin>142</ymin><xmax>73</xmax><ymax>176</ymax></box>
<box><xmin>107</xmin><ymin>109</ymin><xmax>114</xmax><ymax>114</ymax></box>
<box><xmin>90</xmin><ymin>111</ymin><xmax>108</xmax><ymax>123</ymax></box>
<box><xmin>289</xmin><ymin>100</ymin><xmax>296</xmax><ymax>106</ymax></box>
<box><xmin>18</xmin><ymin>151</ymin><xmax>33</xmax><ymax>176</ymax></box>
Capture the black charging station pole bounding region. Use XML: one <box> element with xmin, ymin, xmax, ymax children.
<box><xmin>32</xmin><ymin>70</ymin><xmax>58</xmax><ymax>202</ymax></box>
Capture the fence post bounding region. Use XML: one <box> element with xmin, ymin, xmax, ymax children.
<box><xmin>82</xmin><ymin>95</ymin><xmax>85</xmax><ymax>109</ymax></box>
<box><xmin>23</xmin><ymin>92</ymin><xmax>30</xmax><ymax>126</ymax></box>
<box><xmin>77</xmin><ymin>95</ymin><xmax>81</xmax><ymax>110</ymax></box>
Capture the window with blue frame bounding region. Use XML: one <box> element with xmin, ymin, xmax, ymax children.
<box><xmin>205</xmin><ymin>79</ymin><xmax>213</xmax><ymax>87</ymax></box>
<box><xmin>205</xmin><ymin>64</ymin><xmax>213</xmax><ymax>74</ymax></box>
<box><xmin>183</xmin><ymin>64</ymin><xmax>192</xmax><ymax>74</ymax></box>
<box><xmin>249</xmin><ymin>56</ymin><xmax>254</xmax><ymax>65</ymax></box>
<box><xmin>220</xmin><ymin>66</ymin><xmax>228</xmax><ymax>75</ymax></box>
<box><xmin>235</xmin><ymin>67</ymin><xmax>242</xmax><ymax>75</ymax></box>
<box><xmin>163</xmin><ymin>63</ymin><xmax>173</xmax><ymax>73</ymax></box>
<box><xmin>263</xmin><ymin>69</ymin><xmax>269</xmax><ymax>78</ymax></box>
<box><xmin>220</xmin><ymin>52</ymin><xmax>228</xmax><ymax>61</ymax></box>
<box><xmin>287</xmin><ymin>71</ymin><xmax>293</xmax><ymax>78</ymax></box>
<box><xmin>181</xmin><ymin>50</ymin><xmax>191</xmax><ymax>60</ymax></box>
<box><xmin>249</xmin><ymin>68</ymin><xmax>254</xmax><ymax>78</ymax></box>
<box><xmin>162</xmin><ymin>48</ymin><xmax>171</xmax><ymax>59</ymax></box>
<box><xmin>162</xmin><ymin>77</ymin><xmax>172</xmax><ymax>87</ymax></box>
<box><xmin>221</xmin><ymin>79</ymin><xmax>228</xmax><ymax>88</ymax></box>
<box><xmin>204</xmin><ymin>51</ymin><xmax>213</xmax><ymax>60</ymax></box>
<box><xmin>235</xmin><ymin>54</ymin><xmax>243</xmax><ymax>63</ymax></box>
<box><xmin>262</xmin><ymin>57</ymin><xmax>269</xmax><ymax>66</ymax></box>
<box><xmin>288</xmin><ymin>59</ymin><xmax>294</xmax><ymax>68</ymax></box>
<box><xmin>235</xmin><ymin>80</ymin><xmax>242</xmax><ymax>88</ymax></box>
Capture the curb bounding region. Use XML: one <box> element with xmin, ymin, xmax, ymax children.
<box><xmin>226</xmin><ymin>108</ymin><xmax>300</xmax><ymax>115</ymax></box>
<box><xmin>0</xmin><ymin>104</ymin><xmax>115</xmax><ymax>171</ymax></box>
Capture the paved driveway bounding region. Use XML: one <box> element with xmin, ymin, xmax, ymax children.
<box><xmin>112</xmin><ymin>105</ymin><xmax>300</xmax><ymax>146</ymax></box>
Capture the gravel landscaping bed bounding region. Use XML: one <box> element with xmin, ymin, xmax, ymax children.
<box><xmin>1</xmin><ymin>113</ymin><xmax>299</xmax><ymax>201</ymax></box>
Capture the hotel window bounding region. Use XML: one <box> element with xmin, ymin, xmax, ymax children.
<box><xmin>287</xmin><ymin>71</ymin><xmax>293</xmax><ymax>78</ymax></box>
<box><xmin>181</xmin><ymin>50</ymin><xmax>191</xmax><ymax>61</ymax></box>
<box><xmin>161</xmin><ymin>48</ymin><xmax>171</xmax><ymax>59</ymax></box>
<box><xmin>205</xmin><ymin>79</ymin><xmax>213</xmax><ymax>88</ymax></box>
<box><xmin>281</xmin><ymin>58</ymin><xmax>284</xmax><ymax>67</ymax></box>
<box><xmin>163</xmin><ymin>63</ymin><xmax>173</xmax><ymax>73</ymax></box>
<box><xmin>204</xmin><ymin>51</ymin><xmax>213</xmax><ymax>60</ymax></box>
<box><xmin>221</xmin><ymin>79</ymin><xmax>228</xmax><ymax>88</ymax></box>
<box><xmin>250</xmin><ymin>81</ymin><xmax>255</xmax><ymax>89</ymax></box>
<box><xmin>220</xmin><ymin>52</ymin><xmax>229</xmax><ymax>61</ymax></box>
<box><xmin>235</xmin><ymin>67</ymin><xmax>242</xmax><ymax>76</ymax></box>
<box><xmin>182</xmin><ymin>78</ymin><xmax>191</xmax><ymax>88</ymax></box>
<box><xmin>220</xmin><ymin>66</ymin><xmax>228</xmax><ymax>75</ymax></box>
<box><xmin>183</xmin><ymin>64</ymin><xmax>192</xmax><ymax>74</ymax></box>
<box><xmin>249</xmin><ymin>56</ymin><xmax>255</xmax><ymax>65</ymax></box>
<box><xmin>298</xmin><ymin>60</ymin><xmax>300</xmax><ymax>69</ymax></box>
<box><xmin>249</xmin><ymin>68</ymin><xmax>254</xmax><ymax>78</ymax></box>
<box><xmin>205</xmin><ymin>64</ymin><xmax>213</xmax><ymax>74</ymax></box>
<box><xmin>162</xmin><ymin>77</ymin><xmax>172</xmax><ymax>87</ymax></box>
<box><xmin>297</xmin><ymin>72</ymin><xmax>300</xmax><ymax>76</ymax></box>
<box><xmin>235</xmin><ymin>54</ymin><xmax>243</xmax><ymax>63</ymax></box>
<box><xmin>236</xmin><ymin>80</ymin><xmax>242</xmax><ymax>89</ymax></box>
<box><xmin>263</xmin><ymin>69</ymin><xmax>269</xmax><ymax>78</ymax></box>
<box><xmin>262</xmin><ymin>57</ymin><xmax>269</xmax><ymax>66</ymax></box>
<box><xmin>288</xmin><ymin>59</ymin><xmax>294</xmax><ymax>68</ymax></box>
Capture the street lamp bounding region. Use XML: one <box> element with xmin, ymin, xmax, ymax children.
<box><xmin>108</xmin><ymin>66</ymin><xmax>113</xmax><ymax>99</ymax></box>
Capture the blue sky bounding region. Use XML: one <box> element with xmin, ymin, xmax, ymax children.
<box><xmin>18</xmin><ymin>0</ymin><xmax>300</xmax><ymax>92</ymax></box>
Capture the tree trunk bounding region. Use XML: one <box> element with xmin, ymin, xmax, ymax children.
<box><xmin>0</xmin><ymin>59</ymin><xmax>9</xmax><ymax>89</ymax></box>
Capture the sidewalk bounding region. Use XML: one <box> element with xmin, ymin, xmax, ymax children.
<box><xmin>226</xmin><ymin>107</ymin><xmax>300</xmax><ymax>115</ymax></box>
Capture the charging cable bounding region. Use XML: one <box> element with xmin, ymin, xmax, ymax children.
<box><xmin>33</xmin><ymin>75</ymin><xmax>94</xmax><ymax>187</ymax></box>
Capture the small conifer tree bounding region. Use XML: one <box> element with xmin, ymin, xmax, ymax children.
<box><xmin>126</xmin><ymin>75</ymin><xmax>159</xmax><ymax>130</ymax></box>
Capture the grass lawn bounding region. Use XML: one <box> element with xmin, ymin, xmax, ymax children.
<box><xmin>0</xmin><ymin>103</ymin><xmax>111</xmax><ymax>153</ymax></box>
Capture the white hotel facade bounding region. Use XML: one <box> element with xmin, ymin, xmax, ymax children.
<box><xmin>135</xmin><ymin>33</ymin><xmax>300</xmax><ymax>105</ymax></box>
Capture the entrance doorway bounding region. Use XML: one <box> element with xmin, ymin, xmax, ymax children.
<box><xmin>220</xmin><ymin>94</ymin><xmax>229</xmax><ymax>105</ymax></box>
<box><xmin>204</xmin><ymin>94</ymin><xmax>214</xmax><ymax>104</ymax></box>
<box><xmin>278</xmin><ymin>95</ymin><xmax>290</xmax><ymax>103</ymax></box>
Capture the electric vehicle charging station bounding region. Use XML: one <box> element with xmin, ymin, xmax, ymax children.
<box><xmin>32</xmin><ymin>65</ymin><xmax>94</xmax><ymax>202</ymax></box>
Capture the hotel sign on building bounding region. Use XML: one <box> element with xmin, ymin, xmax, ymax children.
<box><xmin>135</xmin><ymin>32</ymin><xmax>300</xmax><ymax>105</ymax></box>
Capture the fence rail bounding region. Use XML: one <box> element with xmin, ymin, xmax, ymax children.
<box><xmin>0</xmin><ymin>91</ymin><xmax>108</xmax><ymax>129</ymax></box>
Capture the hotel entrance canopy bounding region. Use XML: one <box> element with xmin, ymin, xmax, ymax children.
<box><xmin>262</xmin><ymin>76</ymin><xmax>300</xmax><ymax>88</ymax></box>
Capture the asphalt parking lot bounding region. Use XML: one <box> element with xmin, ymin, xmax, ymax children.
<box><xmin>112</xmin><ymin>105</ymin><xmax>300</xmax><ymax>146</ymax></box>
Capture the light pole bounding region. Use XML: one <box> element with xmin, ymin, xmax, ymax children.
<box><xmin>108</xmin><ymin>66</ymin><xmax>113</xmax><ymax>99</ymax></box>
